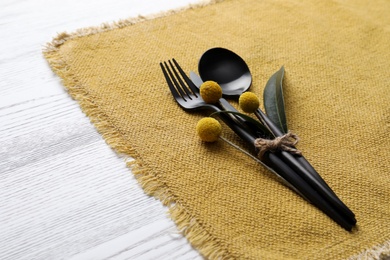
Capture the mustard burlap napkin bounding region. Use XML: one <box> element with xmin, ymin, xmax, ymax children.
<box><xmin>43</xmin><ymin>0</ymin><xmax>390</xmax><ymax>259</ymax></box>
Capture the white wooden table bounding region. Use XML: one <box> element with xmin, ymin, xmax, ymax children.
<box><xmin>0</xmin><ymin>1</ymin><xmax>203</xmax><ymax>259</ymax></box>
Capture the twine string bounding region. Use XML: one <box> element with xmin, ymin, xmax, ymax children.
<box><xmin>254</xmin><ymin>131</ymin><xmax>302</xmax><ymax>158</ymax></box>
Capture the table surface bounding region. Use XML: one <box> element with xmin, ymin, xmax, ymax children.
<box><xmin>0</xmin><ymin>0</ymin><xmax>204</xmax><ymax>259</ymax></box>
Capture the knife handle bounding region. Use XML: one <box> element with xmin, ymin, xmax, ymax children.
<box><xmin>221</xmin><ymin>100</ymin><xmax>355</xmax><ymax>222</ymax></box>
<box><xmin>264</xmin><ymin>152</ymin><xmax>354</xmax><ymax>231</ymax></box>
<box><xmin>254</xmin><ymin>109</ymin><xmax>356</xmax><ymax>223</ymax></box>
<box><xmin>216</xmin><ymin>111</ymin><xmax>353</xmax><ymax>230</ymax></box>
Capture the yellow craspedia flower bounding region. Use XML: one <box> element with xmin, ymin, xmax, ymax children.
<box><xmin>200</xmin><ymin>81</ymin><xmax>223</xmax><ymax>104</ymax></box>
<box><xmin>239</xmin><ymin>92</ymin><xmax>260</xmax><ymax>113</ymax></box>
<box><xmin>196</xmin><ymin>117</ymin><xmax>222</xmax><ymax>142</ymax></box>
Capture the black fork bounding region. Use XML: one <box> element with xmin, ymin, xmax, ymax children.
<box><xmin>160</xmin><ymin>59</ymin><xmax>217</xmax><ymax>111</ymax></box>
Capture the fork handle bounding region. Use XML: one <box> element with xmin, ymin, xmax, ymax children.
<box><xmin>264</xmin><ymin>152</ymin><xmax>354</xmax><ymax>231</ymax></box>
<box><xmin>220</xmin><ymin>98</ymin><xmax>356</xmax><ymax>225</ymax></box>
<box><xmin>217</xmin><ymin>112</ymin><xmax>353</xmax><ymax>230</ymax></box>
<box><xmin>254</xmin><ymin>109</ymin><xmax>356</xmax><ymax>222</ymax></box>
<box><xmin>217</xmin><ymin>111</ymin><xmax>257</xmax><ymax>148</ymax></box>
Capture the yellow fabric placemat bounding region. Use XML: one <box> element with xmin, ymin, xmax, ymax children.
<box><xmin>44</xmin><ymin>0</ymin><xmax>390</xmax><ymax>259</ymax></box>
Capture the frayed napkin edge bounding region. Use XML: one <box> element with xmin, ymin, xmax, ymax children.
<box><xmin>42</xmin><ymin>1</ymin><xmax>235</xmax><ymax>259</ymax></box>
<box><xmin>347</xmin><ymin>241</ymin><xmax>390</xmax><ymax>260</ymax></box>
<box><xmin>42</xmin><ymin>0</ymin><xmax>224</xmax><ymax>53</ymax></box>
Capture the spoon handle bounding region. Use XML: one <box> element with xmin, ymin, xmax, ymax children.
<box><xmin>264</xmin><ymin>152</ymin><xmax>354</xmax><ymax>231</ymax></box>
<box><xmin>215</xmin><ymin>107</ymin><xmax>353</xmax><ymax>230</ymax></box>
<box><xmin>221</xmin><ymin>98</ymin><xmax>354</xmax><ymax>215</ymax></box>
<box><xmin>254</xmin><ymin>109</ymin><xmax>356</xmax><ymax>223</ymax></box>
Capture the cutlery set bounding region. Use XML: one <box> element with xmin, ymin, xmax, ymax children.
<box><xmin>159</xmin><ymin>48</ymin><xmax>356</xmax><ymax>231</ymax></box>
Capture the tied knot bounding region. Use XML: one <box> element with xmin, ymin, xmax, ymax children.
<box><xmin>254</xmin><ymin>131</ymin><xmax>302</xmax><ymax>158</ymax></box>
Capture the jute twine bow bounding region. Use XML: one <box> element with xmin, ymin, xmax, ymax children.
<box><xmin>254</xmin><ymin>131</ymin><xmax>302</xmax><ymax>158</ymax></box>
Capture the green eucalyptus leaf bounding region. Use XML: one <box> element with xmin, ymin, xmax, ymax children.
<box><xmin>263</xmin><ymin>66</ymin><xmax>288</xmax><ymax>134</ymax></box>
<box><xmin>210</xmin><ymin>110</ymin><xmax>273</xmax><ymax>138</ymax></box>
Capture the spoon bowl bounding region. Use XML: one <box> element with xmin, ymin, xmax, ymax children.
<box><xmin>198</xmin><ymin>47</ymin><xmax>252</xmax><ymax>96</ymax></box>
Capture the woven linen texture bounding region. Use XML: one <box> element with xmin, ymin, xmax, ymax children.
<box><xmin>44</xmin><ymin>0</ymin><xmax>390</xmax><ymax>259</ymax></box>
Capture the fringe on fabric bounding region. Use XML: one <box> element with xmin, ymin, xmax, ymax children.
<box><xmin>43</xmin><ymin>0</ymin><xmax>223</xmax><ymax>52</ymax></box>
<box><xmin>42</xmin><ymin>1</ymin><xmax>389</xmax><ymax>259</ymax></box>
<box><xmin>347</xmin><ymin>241</ymin><xmax>390</xmax><ymax>260</ymax></box>
<box><xmin>42</xmin><ymin>1</ymin><xmax>234</xmax><ymax>259</ymax></box>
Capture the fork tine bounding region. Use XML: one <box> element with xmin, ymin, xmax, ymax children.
<box><xmin>167</xmin><ymin>60</ymin><xmax>193</xmax><ymax>99</ymax></box>
<box><xmin>160</xmin><ymin>61</ymin><xmax>186</xmax><ymax>101</ymax></box>
<box><xmin>164</xmin><ymin>61</ymin><xmax>190</xmax><ymax>100</ymax></box>
<box><xmin>172</xmin><ymin>58</ymin><xmax>199</xmax><ymax>96</ymax></box>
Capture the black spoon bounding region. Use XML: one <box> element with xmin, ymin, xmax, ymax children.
<box><xmin>198</xmin><ymin>47</ymin><xmax>252</xmax><ymax>96</ymax></box>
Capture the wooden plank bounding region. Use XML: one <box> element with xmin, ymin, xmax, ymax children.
<box><xmin>0</xmin><ymin>0</ymin><xmax>202</xmax><ymax>259</ymax></box>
